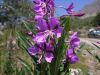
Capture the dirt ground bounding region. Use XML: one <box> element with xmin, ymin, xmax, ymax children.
<box><xmin>80</xmin><ymin>38</ymin><xmax>100</xmax><ymax>75</ymax></box>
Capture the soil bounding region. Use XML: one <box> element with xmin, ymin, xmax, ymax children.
<box><xmin>80</xmin><ymin>38</ymin><xmax>100</xmax><ymax>75</ymax></box>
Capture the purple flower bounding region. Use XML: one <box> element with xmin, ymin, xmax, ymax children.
<box><xmin>27</xmin><ymin>31</ymin><xmax>33</xmax><ymax>36</ymax></box>
<box><xmin>66</xmin><ymin>48</ymin><xmax>79</xmax><ymax>64</ymax></box>
<box><xmin>28</xmin><ymin>43</ymin><xmax>54</xmax><ymax>63</ymax></box>
<box><xmin>66</xmin><ymin>32</ymin><xmax>80</xmax><ymax>64</ymax></box>
<box><xmin>46</xmin><ymin>0</ymin><xmax>55</xmax><ymax>16</ymax></box>
<box><xmin>33</xmin><ymin>0</ymin><xmax>55</xmax><ymax>19</ymax></box>
<box><xmin>66</xmin><ymin>3</ymin><xmax>85</xmax><ymax>17</ymax></box>
<box><xmin>28</xmin><ymin>45</ymin><xmax>40</xmax><ymax>55</ymax></box>
<box><xmin>70</xmin><ymin>32</ymin><xmax>80</xmax><ymax>48</ymax></box>
<box><xmin>33</xmin><ymin>17</ymin><xmax>63</xmax><ymax>43</ymax></box>
<box><xmin>44</xmin><ymin>53</ymin><xmax>54</xmax><ymax>63</ymax></box>
<box><xmin>66</xmin><ymin>3</ymin><xmax>74</xmax><ymax>12</ymax></box>
<box><xmin>69</xmin><ymin>55</ymin><xmax>79</xmax><ymax>64</ymax></box>
<box><xmin>68</xmin><ymin>12</ymin><xmax>85</xmax><ymax>17</ymax></box>
<box><xmin>41</xmin><ymin>0</ymin><xmax>54</xmax><ymax>17</ymax></box>
<box><xmin>33</xmin><ymin>0</ymin><xmax>45</xmax><ymax>19</ymax></box>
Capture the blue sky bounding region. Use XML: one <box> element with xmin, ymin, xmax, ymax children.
<box><xmin>55</xmin><ymin>0</ymin><xmax>94</xmax><ymax>16</ymax></box>
<box><xmin>0</xmin><ymin>0</ymin><xmax>94</xmax><ymax>16</ymax></box>
<box><xmin>0</xmin><ymin>0</ymin><xmax>1</xmax><ymax>2</ymax></box>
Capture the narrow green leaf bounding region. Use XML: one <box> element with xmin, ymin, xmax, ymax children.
<box><xmin>16</xmin><ymin>30</ymin><xmax>38</xmax><ymax>64</ymax></box>
<box><xmin>92</xmin><ymin>43</ymin><xmax>100</xmax><ymax>49</ymax></box>
<box><xmin>95</xmin><ymin>55</ymin><xmax>100</xmax><ymax>62</ymax></box>
<box><xmin>50</xmin><ymin>17</ymin><xmax>70</xmax><ymax>75</ymax></box>
<box><xmin>22</xmin><ymin>21</ymin><xmax>36</xmax><ymax>34</ymax></box>
<box><xmin>17</xmin><ymin>57</ymin><xmax>34</xmax><ymax>75</ymax></box>
<box><xmin>86</xmin><ymin>49</ymin><xmax>100</xmax><ymax>62</ymax></box>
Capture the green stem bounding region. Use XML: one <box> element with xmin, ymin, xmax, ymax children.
<box><xmin>41</xmin><ymin>62</ymin><xmax>47</xmax><ymax>75</ymax></box>
<box><xmin>50</xmin><ymin>17</ymin><xmax>70</xmax><ymax>75</ymax></box>
<box><xmin>64</xmin><ymin>61</ymin><xmax>70</xmax><ymax>75</ymax></box>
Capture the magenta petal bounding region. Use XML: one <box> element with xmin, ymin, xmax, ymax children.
<box><xmin>68</xmin><ymin>12</ymin><xmax>85</xmax><ymax>17</ymax></box>
<box><xmin>66</xmin><ymin>48</ymin><xmax>79</xmax><ymax>64</ymax></box>
<box><xmin>70</xmin><ymin>32</ymin><xmax>78</xmax><ymax>39</ymax></box>
<box><xmin>66</xmin><ymin>48</ymin><xmax>74</xmax><ymax>57</ymax></box>
<box><xmin>46</xmin><ymin>43</ymin><xmax>53</xmax><ymax>51</ymax></box>
<box><xmin>72</xmin><ymin>13</ymin><xmax>85</xmax><ymax>17</ymax></box>
<box><xmin>35</xmin><ymin>15</ymin><xmax>43</xmax><ymax>20</ymax></box>
<box><xmin>70</xmin><ymin>32</ymin><xmax>80</xmax><ymax>47</ymax></box>
<box><xmin>73</xmin><ymin>13</ymin><xmax>85</xmax><ymax>17</ymax></box>
<box><xmin>54</xmin><ymin>27</ymin><xmax>63</xmax><ymax>38</ymax></box>
<box><xmin>34</xmin><ymin>5</ymin><xmax>42</xmax><ymax>13</ymax></box>
<box><xmin>36</xmin><ymin>18</ymin><xmax>48</xmax><ymax>31</ymax></box>
<box><xmin>47</xmin><ymin>0</ymin><xmax>54</xmax><ymax>6</ymax></box>
<box><xmin>37</xmin><ymin>11</ymin><xmax>45</xmax><ymax>16</ymax></box>
<box><xmin>28</xmin><ymin>46</ymin><xmax>39</xmax><ymax>56</ymax></box>
<box><xmin>27</xmin><ymin>31</ymin><xmax>33</xmax><ymax>36</ymax></box>
<box><xmin>49</xmin><ymin>17</ymin><xmax>60</xmax><ymax>29</ymax></box>
<box><xmin>33</xmin><ymin>32</ymin><xmax>47</xmax><ymax>43</ymax></box>
<box><xmin>44</xmin><ymin>53</ymin><xmax>54</xmax><ymax>63</ymax></box>
<box><xmin>70</xmin><ymin>37</ymin><xmax>80</xmax><ymax>48</ymax></box>
<box><xmin>66</xmin><ymin>3</ymin><xmax>74</xmax><ymax>11</ymax></box>
<box><xmin>70</xmin><ymin>55</ymin><xmax>79</xmax><ymax>64</ymax></box>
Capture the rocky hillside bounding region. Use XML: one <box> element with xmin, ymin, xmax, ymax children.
<box><xmin>80</xmin><ymin>0</ymin><xmax>100</xmax><ymax>18</ymax></box>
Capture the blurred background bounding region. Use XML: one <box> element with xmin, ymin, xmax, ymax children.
<box><xmin>0</xmin><ymin>0</ymin><xmax>100</xmax><ymax>75</ymax></box>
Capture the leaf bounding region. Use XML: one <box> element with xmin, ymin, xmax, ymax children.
<box><xmin>16</xmin><ymin>31</ymin><xmax>38</xmax><ymax>64</ymax></box>
<box><xmin>80</xmin><ymin>43</ymin><xmax>85</xmax><ymax>49</ymax></box>
<box><xmin>77</xmin><ymin>43</ymin><xmax>85</xmax><ymax>55</ymax></box>
<box><xmin>95</xmin><ymin>55</ymin><xmax>100</xmax><ymax>62</ymax></box>
<box><xmin>92</xmin><ymin>43</ymin><xmax>100</xmax><ymax>49</ymax></box>
<box><xmin>22</xmin><ymin>21</ymin><xmax>36</xmax><ymax>34</ymax></box>
<box><xmin>17</xmin><ymin>57</ymin><xmax>34</xmax><ymax>75</ymax></box>
<box><xmin>50</xmin><ymin>17</ymin><xmax>70</xmax><ymax>75</ymax></box>
<box><xmin>86</xmin><ymin>49</ymin><xmax>100</xmax><ymax>62</ymax></box>
<box><xmin>16</xmin><ymin>30</ymin><xmax>42</xmax><ymax>75</ymax></box>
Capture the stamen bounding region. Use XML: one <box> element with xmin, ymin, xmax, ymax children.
<box><xmin>37</xmin><ymin>55</ymin><xmax>42</xmax><ymax>64</ymax></box>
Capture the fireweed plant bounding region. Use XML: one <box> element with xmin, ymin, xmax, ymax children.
<box><xmin>17</xmin><ymin>0</ymin><xmax>85</xmax><ymax>75</ymax></box>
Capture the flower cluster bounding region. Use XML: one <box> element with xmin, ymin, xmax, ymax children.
<box><xmin>66</xmin><ymin>32</ymin><xmax>80</xmax><ymax>64</ymax></box>
<box><xmin>28</xmin><ymin>42</ymin><xmax>54</xmax><ymax>63</ymax></box>
<box><xmin>33</xmin><ymin>0</ymin><xmax>54</xmax><ymax>20</ymax></box>
<box><xmin>66</xmin><ymin>3</ymin><xmax>85</xmax><ymax>17</ymax></box>
<box><xmin>28</xmin><ymin>0</ymin><xmax>63</xmax><ymax>63</ymax></box>
<box><xmin>28</xmin><ymin>0</ymin><xmax>81</xmax><ymax>64</ymax></box>
<box><xmin>33</xmin><ymin>17</ymin><xmax>63</xmax><ymax>43</ymax></box>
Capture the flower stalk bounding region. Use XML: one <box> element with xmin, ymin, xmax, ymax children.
<box><xmin>17</xmin><ymin>0</ymin><xmax>84</xmax><ymax>75</ymax></box>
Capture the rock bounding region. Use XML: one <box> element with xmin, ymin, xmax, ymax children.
<box><xmin>0</xmin><ymin>31</ymin><xmax>3</xmax><ymax>37</ymax></box>
<box><xmin>69</xmin><ymin>68</ymin><xmax>83</xmax><ymax>75</ymax></box>
<box><xmin>0</xmin><ymin>25</ymin><xmax>4</xmax><ymax>30</ymax></box>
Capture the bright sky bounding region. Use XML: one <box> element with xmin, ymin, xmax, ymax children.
<box><xmin>0</xmin><ymin>0</ymin><xmax>94</xmax><ymax>16</ymax></box>
<box><xmin>55</xmin><ymin>0</ymin><xmax>94</xmax><ymax>16</ymax></box>
<box><xmin>0</xmin><ymin>0</ymin><xmax>3</xmax><ymax>3</ymax></box>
